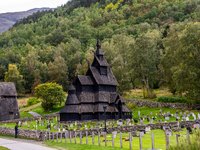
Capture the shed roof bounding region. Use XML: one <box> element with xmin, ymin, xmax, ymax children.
<box><xmin>0</xmin><ymin>82</ymin><xmax>17</xmax><ymax>96</ymax></box>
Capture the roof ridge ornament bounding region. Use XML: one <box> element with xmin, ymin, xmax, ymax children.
<box><xmin>85</xmin><ymin>58</ymin><xmax>91</xmax><ymax>68</ymax></box>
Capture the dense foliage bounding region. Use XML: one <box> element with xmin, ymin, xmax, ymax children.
<box><xmin>156</xmin><ymin>96</ymin><xmax>187</xmax><ymax>103</ymax></box>
<box><xmin>26</xmin><ymin>97</ymin><xmax>41</xmax><ymax>106</ymax></box>
<box><xmin>34</xmin><ymin>83</ymin><xmax>65</xmax><ymax>111</ymax></box>
<box><xmin>0</xmin><ymin>0</ymin><xmax>200</xmax><ymax>104</ymax></box>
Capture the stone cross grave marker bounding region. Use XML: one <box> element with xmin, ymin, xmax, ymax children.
<box><xmin>138</xmin><ymin>111</ymin><xmax>140</xmax><ymax>117</ymax></box>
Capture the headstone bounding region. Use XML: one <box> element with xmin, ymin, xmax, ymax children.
<box><xmin>186</xmin><ymin>117</ymin><xmax>189</xmax><ymax>121</ymax></box>
<box><xmin>165</xmin><ymin>117</ymin><xmax>169</xmax><ymax>120</ymax></box>
<box><xmin>145</xmin><ymin>126</ymin><xmax>151</xmax><ymax>132</ymax></box>
<box><xmin>70</xmin><ymin>124</ymin><xmax>73</xmax><ymax>128</ymax></box>
<box><xmin>112</xmin><ymin>131</ymin><xmax>117</xmax><ymax>138</ymax></box>
<box><xmin>138</xmin><ymin>111</ymin><xmax>140</xmax><ymax>117</ymax></box>
<box><xmin>75</xmin><ymin>121</ymin><xmax>77</xmax><ymax>126</ymax></box>
<box><xmin>133</xmin><ymin>131</ymin><xmax>137</xmax><ymax>137</ymax></box>
<box><xmin>150</xmin><ymin>112</ymin><xmax>152</xmax><ymax>115</ymax></box>
<box><xmin>139</xmin><ymin>132</ymin><xmax>144</xmax><ymax>137</ymax></box>
<box><xmin>165</xmin><ymin>129</ymin><xmax>173</xmax><ymax>136</ymax></box>
<box><xmin>140</xmin><ymin>120</ymin><xmax>143</xmax><ymax>125</ymax></box>
<box><xmin>193</xmin><ymin>124</ymin><xmax>200</xmax><ymax>129</ymax></box>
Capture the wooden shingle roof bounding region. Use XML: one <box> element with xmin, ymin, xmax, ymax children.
<box><xmin>81</xmin><ymin>104</ymin><xmax>94</xmax><ymax>113</ymax></box>
<box><xmin>65</xmin><ymin>94</ymin><xmax>80</xmax><ymax>105</ymax></box>
<box><xmin>0</xmin><ymin>82</ymin><xmax>17</xmax><ymax>96</ymax></box>
<box><xmin>76</xmin><ymin>75</ymin><xmax>94</xmax><ymax>85</ymax></box>
<box><xmin>60</xmin><ymin>105</ymin><xmax>80</xmax><ymax>113</ymax></box>
<box><xmin>89</xmin><ymin>67</ymin><xmax>119</xmax><ymax>86</ymax></box>
<box><xmin>93</xmin><ymin>55</ymin><xmax>109</xmax><ymax>67</ymax></box>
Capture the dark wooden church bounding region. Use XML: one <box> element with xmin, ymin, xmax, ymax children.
<box><xmin>0</xmin><ymin>82</ymin><xmax>20</xmax><ymax>121</ymax></box>
<box><xmin>60</xmin><ymin>39</ymin><xmax>132</xmax><ymax>121</ymax></box>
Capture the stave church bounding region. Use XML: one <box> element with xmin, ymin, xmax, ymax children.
<box><xmin>60</xmin><ymin>38</ymin><xmax>132</xmax><ymax>121</ymax></box>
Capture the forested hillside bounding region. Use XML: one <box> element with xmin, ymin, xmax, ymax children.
<box><xmin>0</xmin><ymin>0</ymin><xmax>200</xmax><ymax>104</ymax></box>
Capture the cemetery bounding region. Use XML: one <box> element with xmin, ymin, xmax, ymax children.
<box><xmin>1</xmin><ymin>39</ymin><xmax>200</xmax><ymax>150</ymax></box>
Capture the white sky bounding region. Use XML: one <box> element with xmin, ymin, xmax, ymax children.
<box><xmin>0</xmin><ymin>0</ymin><xmax>70</xmax><ymax>14</ymax></box>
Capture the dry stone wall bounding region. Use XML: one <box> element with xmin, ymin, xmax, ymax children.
<box><xmin>125</xmin><ymin>99</ymin><xmax>200</xmax><ymax>109</ymax></box>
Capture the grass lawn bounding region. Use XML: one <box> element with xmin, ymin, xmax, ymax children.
<box><xmin>44</xmin><ymin>129</ymin><xmax>189</xmax><ymax>150</ymax></box>
<box><xmin>0</xmin><ymin>146</ymin><xmax>10</xmax><ymax>150</ymax></box>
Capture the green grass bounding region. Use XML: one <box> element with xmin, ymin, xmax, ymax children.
<box><xmin>44</xmin><ymin>129</ymin><xmax>188</xmax><ymax>150</ymax></box>
<box><xmin>30</xmin><ymin>104</ymin><xmax>64</xmax><ymax>116</ymax></box>
<box><xmin>0</xmin><ymin>146</ymin><xmax>10</xmax><ymax>150</ymax></box>
<box><xmin>19</xmin><ymin>111</ymin><xmax>34</xmax><ymax>118</ymax></box>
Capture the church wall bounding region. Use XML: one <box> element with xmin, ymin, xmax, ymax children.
<box><xmin>99</xmin><ymin>85</ymin><xmax>116</xmax><ymax>92</ymax></box>
<box><xmin>0</xmin><ymin>97</ymin><xmax>20</xmax><ymax>122</ymax></box>
<box><xmin>60</xmin><ymin>113</ymin><xmax>81</xmax><ymax>121</ymax></box>
<box><xmin>82</xmin><ymin>85</ymin><xmax>94</xmax><ymax>92</ymax></box>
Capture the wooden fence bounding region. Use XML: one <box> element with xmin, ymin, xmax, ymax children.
<box><xmin>43</xmin><ymin>130</ymin><xmax>191</xmax><ymax>150</ymax></box>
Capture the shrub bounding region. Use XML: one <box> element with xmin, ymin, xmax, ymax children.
<box><xmin>156</xmin><ymin>96</ymin><xmax>187</xmax><ymax>103</ymax></box>
<box><xmin>26</xmin><ymin>97</ymin><xmax>41</xmax><ymax>106</ymax></box>
<box><xmin>126</xmin><ymin>103</ymin><xmax>137</xmax><ymax>109</ymax></box>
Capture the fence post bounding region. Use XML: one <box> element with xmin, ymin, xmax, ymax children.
<box><xmin>112</xmin><ymin>132</ymin><xmax>114</xmax><ymax>147</ymax></box>
<box><xmin>151</xmin><ymin>132</ymin><xmax>154</xmax><ymax>149</ymax></box>
<box><xmin>61</xmin><ymin>132</ymin><xmax>62</xmax><ymax>143</ymax></box>
<box><xmin>187</xmin><ymin>130</ymin><xmax>190</xmax><ymax>144</ymax></box>
<box><xmin>120</xmin><ymin>132</ymin><xmax>123</xmax><ymax>148</ymax></box>
<box><xmin>75</xmin><ymin>131</ymin><xmax>76</xmax><ymax>144</ymax></box>
<box><xmin>176</xmin><ymin>134</ymin><xmax>179</xmax><ymax>146</ymax></box>
<box><xmin>98</xmin><ymin>131</ymin><xmax>101</xmax><ymax>146</ymax></box>
<box><xmin>57</xmin><ymin>132</ymin><xmax>58</xmax><ymax>142</ymax></box>
<box><xmin>53</xmin><ymin>132</ymin><xmax>54</xmax><ymax>142</ymax></box>
<box><xmin>92</xmin><ymin>131</ymin><xmax>94</xmax><ymax>145</ymax></box>
<box><xmin>80</xmin><ymin>131</ymin><xmax>82</xmax><ymax>145</ymax></box>
<box><xmin>139</xmin><ymin>133</ymin><xmax>142</xmax><ymax>150</ymax></box>
<box><xmin>165</xmin><ymin>134</ymin><xmax>170</xmax><ymax>148</ymax></box>
<box><xmin>70</xmin><ymin>131</ymin><xmax>72</xmax><ymax>143</ymax></box>
<box><xmin>129</xmin><ymin>132</ymin><xmax>132</xmax><ymax>150</ymax></box>
<box><xmin>105</xmin><ymin>132</ymin><xmax>107</xmax><ymax>146</ymax></box>
<box><xmin>49</xmin><ymin>131</ymin><xmax>51</xmax><ymax>140</ymax></box>
<box><xmin>86</xmin><ymin>131</ymin><xmax>88</xmax><ymax>145</ymax></box>
<box><xmin>65</xmin><ymin>131</ymin><xmax>67</xmax><ymax>143</ymax></box>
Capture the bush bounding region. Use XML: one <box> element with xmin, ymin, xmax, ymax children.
<box><xmin>126</xmin><ymin>103</ymin><xmax>137</xmax><ymax>109</ymax></box>
<box><xmin>26</xmin><ymin>97</ymin><xmax>41</xmax><ymax>106</ymax></box>
<box><xmin>156</xmin><ymin>96</ymin><xmax>187</xmax><ymax>103</ymax></box>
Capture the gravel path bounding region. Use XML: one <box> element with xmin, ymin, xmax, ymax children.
<box><xmin>0</xmin><ymin>138</ymin><xmax>57</xmax><ymax>150</ymax></box>
<box><xmin>28</xmin><ymin>112</ymin><xmax>41</xmax><ymax>117</ymax></box>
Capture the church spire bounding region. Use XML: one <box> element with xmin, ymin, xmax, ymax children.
<box><xmin>96</xmin><ymin>33</ymin><xmax>104</xmax><ymax>56</ymax></box>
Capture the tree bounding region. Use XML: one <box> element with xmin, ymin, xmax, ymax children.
<box><xmin>130</xmin><ymin>33</ymin><xmax>158</xmax><ymax>98</ymax></box>
<box><xmin>4</xmin><ymin>64</ymin><xmax>25</xmax><ymax>93</ymax></box>
<box><xmin>48</xmin><ymin>56</ymin><xmax>69</xmax><ymax>91</ymax></box>
<box><xmin>34</xmin><ymin>83</ymin><xmax>65</xmax><ymax>111</ymax></box>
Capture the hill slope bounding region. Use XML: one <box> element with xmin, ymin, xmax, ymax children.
<box><xmin>0</xmin><ymin>8</ymin><xmax>51</xmax><ymax>33</ymax></box>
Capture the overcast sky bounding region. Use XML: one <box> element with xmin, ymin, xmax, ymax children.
<box><xmin>0</xmin><ymin>0</ymin><xmax>70</xmax><ymax>14</ymax></box>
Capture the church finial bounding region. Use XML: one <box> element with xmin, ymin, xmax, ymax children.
<box><xmin>96</xmin><ymin>31</ymin><xmax>101</xmax><ymax>48</ymax></box>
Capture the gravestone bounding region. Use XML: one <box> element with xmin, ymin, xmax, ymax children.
<box><xmin>193</xmin><ymin>124</ymin><xmax>200</xmax><ymax>129</ymax></box>
<box><xmin>165</xmin><ymin>117</ymin><xmax>169</xmax><ymax>120</ymax></box>
<box><xmin>145</xmin><ymin>126</ymin><xmax>151</xmax><ymax>132</ymax></box>
<box><xmin>186</xmin><ymin>117</ymin><xmax>189</xmax><ymax>121</ymax></box>
<box><xmin>133</xmin><ymin>131</ymin><xmax>137</xmax><ymax>137</ymax></box>
<box><xmin>139</xmin><ymin>132</ymin><xmax>144</xmax><ymax>137</ymax></box>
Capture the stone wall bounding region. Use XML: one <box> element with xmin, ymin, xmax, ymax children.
<box><xmin>125</xmin><ymin>99</ymin><xmax>200</xmax><ymax>109</ymax></box>
<box><xmin>0</xmin><ymin>113</ymin><xmax>59</xmax><ymax>124</ymax></box>
<box><xmin>0</xmin><ymin>127</ymin><xmax>46</xmax><ymax>141</ymax></box>
<box><xmin>77</xmin><ymin>120</ymin><xmax>200</xmax><ymax>136</ymax></box>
